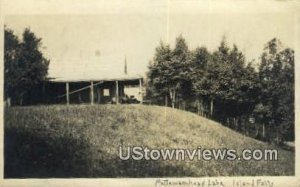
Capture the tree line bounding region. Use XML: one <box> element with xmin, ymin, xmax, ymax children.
<box><xmin>146</xmin><ymin>35</ymin><xmax>294</xmax><ymax>144</ymax></box>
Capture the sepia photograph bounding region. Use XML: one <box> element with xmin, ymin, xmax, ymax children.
<box><xmin>1</xmin><ymin>0</ymin><xmax>299</xmax><ymax>186</ymax></box>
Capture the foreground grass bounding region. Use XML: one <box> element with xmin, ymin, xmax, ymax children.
<box><xmin>4</xmin><ymin>104</ymin><xmax>294</xmax><ymax>178</ymax></box>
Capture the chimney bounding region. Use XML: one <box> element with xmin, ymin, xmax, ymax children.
<box><xmin>124</xmin><ymin>56</ymin><xmax>128</xmax><ymax>75</ymax></box>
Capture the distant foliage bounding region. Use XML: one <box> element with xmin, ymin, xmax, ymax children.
<box><xmin>4</xmin><ymin>27</ymin><xmax>50</xmax><ymax>105</ymax></box>
<box><xmin>146</xmin><ymin>36</ymin><xmax>294</xmax><ymax>143</ymax></box>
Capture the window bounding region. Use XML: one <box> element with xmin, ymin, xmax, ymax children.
<box><xmin>103</xmin><ymin>89</ymin><xmax>110</xmax><ymax>96</ymax></box>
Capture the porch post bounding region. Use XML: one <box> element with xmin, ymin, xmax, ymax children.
<box><xmin>116</xmin><ymin>80</ymin><xmax>119</xmax><ymax>104</ymax></box>
<box><xmin>90</xmin><ymin>81</ymin><xmax>94</xmax><ymax>105</ymax></box>
<box><xmin>97</xmin><ymin>87</ymin><xmax>101</xmax><ymax>104</ymax></box>
<box><xmin>66</xmin><ymin>82</ymin><xmax>70</xmax><ymax>105</ymax></box>
<box><xmin>139</xmin><ymin>78</ymin><xmax>143</xmax><ymax>104</ymax></box>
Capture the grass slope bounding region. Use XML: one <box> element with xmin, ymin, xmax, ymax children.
<box><xmin>4</xmin><ymin>104</ymin><xmax>294</xmax><ymax>178</ymax></box>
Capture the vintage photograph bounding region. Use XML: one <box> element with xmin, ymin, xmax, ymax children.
<box><xmin>2</xmin><ymin>0</ymin><xmax>296</xmax><ymax>180</ymax></box>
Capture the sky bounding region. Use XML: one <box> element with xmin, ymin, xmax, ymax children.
<box><xmin>2</xmin><ymin>0</ymin><xmax>298</xmax><ymax>81</ymax></box>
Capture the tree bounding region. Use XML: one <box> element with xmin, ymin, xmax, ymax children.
<box><xmin>4</xmin><ymin>27</ymin><xmax>50</xmax><ymax>105</ymax></box>
<box><xmin>255</xmin><ymin>38</ymin><xmax>294</xmax><ymax>143</ymax></box>
<box><xmin>278</xmin><ymin>48</ymin><xmax>294</xmax><ymax>141</ymax></box>
<box><xmin>190</xmin><ymin>38</ymin><xmax>231</xmax><ymax>118</ymax></box>
<box><xmin>147</xmin><ymin>36</ymin><xmax>191</xmax><ymax>108</ymax></box>
<box><xmin>191</xmin><ymin>38</ymin><xmax>259</xmax><ymax>129</ymax></box>
<box><xmin>4</xmin><ymin>28</ymin><xmax>20</xmax><ymax>105</ymax></box>
<box><xmin>147</xmin><ymin>41</ymin><xmax>173</xmax><ymax>106</ymax></box>
<box><xmin>170</xmin><ymin>35</ymin><xmax>192</xmax><ymax>108</ymax></box>
<box><xmin>192</xmin><ymin>38</ymin><xmax>238</xmax><ymax>119</ymax></box>
<box><xmin>220</xmin><ymin>45</ymin><xmax>260</xmax><ymax>130</ymax></box>
<box><xmin>190</xmin><ymin>46</ymin><xmax>211</xmax><ymax>115</ymax></box>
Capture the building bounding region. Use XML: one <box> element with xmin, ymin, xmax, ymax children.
<box><xmin>44</xmin><ymin>74</ymin><xmax>143</xmax><ymax>105</ymax></box>
<box><xmin>42</xmin><ymin>58</ymin><xmax>144</xmax><ymax>105</ymax></box>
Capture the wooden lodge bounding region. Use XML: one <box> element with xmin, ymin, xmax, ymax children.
<box><xmin>43</xmin><ymin>75</ymin><xmax>144</xmax><ymax>105</ymax></box>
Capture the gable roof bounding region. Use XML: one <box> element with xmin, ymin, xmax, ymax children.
<box><xmin>47</xmin><ymin>57</ymin><xmax>143</xmax><ymax>83</ymax></box>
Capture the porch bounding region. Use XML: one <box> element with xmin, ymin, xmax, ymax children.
<box><xmin>44</xmin><ymin>76</ymin><xmax>143</xmax><ymax>105</ymax></box>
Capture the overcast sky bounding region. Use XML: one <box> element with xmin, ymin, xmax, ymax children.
<box><xmin>3</xmin><ymin>0</ymin><xmax>298</xmax><ymax>80</ymax></box>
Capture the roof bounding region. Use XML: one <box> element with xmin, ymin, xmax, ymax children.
<box><xmin>47</xmin><ymin>56</ymin><xmax>144</xmax><ymax>83</ymax></box>
<box><xmin>48</xmin><ymin>74</ymin><xmax>143</xmax><ymax>83</ymax></box>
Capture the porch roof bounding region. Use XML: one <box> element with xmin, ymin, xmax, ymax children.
<box><xmin>48</xmin><ymin>74</ymin><xmax>143</xmax><ymax>83</ymax></box>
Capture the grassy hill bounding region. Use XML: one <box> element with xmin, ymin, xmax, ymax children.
<box><xmin>4</xmin><ymin>104</ymin><xmax>294</xmax><ymax>178</ymax></box>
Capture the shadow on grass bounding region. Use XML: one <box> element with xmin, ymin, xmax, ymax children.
<box><xmin>5</xmin><ymin>127</ymin><xmax>194</xmax><ymax>178</ymax></box>
<box><xmin>5</xmin><ymin>126</ymin><xmax>92</xmax><ymax>178</ymax></box>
